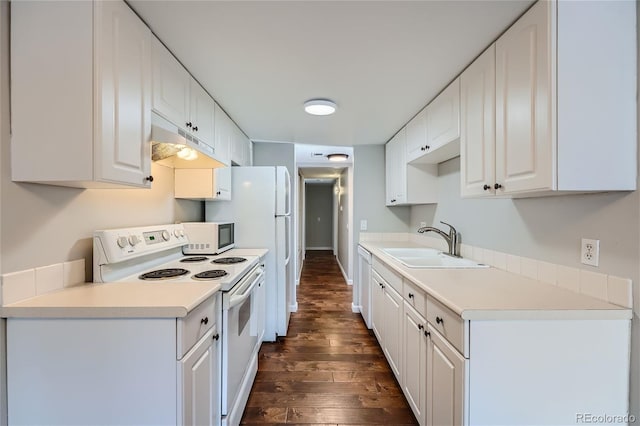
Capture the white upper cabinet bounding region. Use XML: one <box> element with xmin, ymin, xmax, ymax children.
<box><xmin>214</xmin><ymin>103</ymin><xmax>233</xmax><ymax>166</ymax></box>
<box><xmin>406</xmin><ymin>79</ymin><xmax>461</xmax><ymax>165</ymax></box>
<box><xmin>151</xmin><ymin>38</ymin><xmax>218</xmax><ymax>154</ymax></box>
<box><xmin>386</xmin><ymin>129</ymin><xmax>438</xmax><ymax>206</ymax></box>
<box><xmin>422</xmin><ymin>78</ymin><xmax>461</xmax><ymax>163</ymax></box>
<box><xmin>231</xmin><ymin>124</ymin><xmax>252</xmax><ymax>167</ymax></box>
<box><xmin>11</xmin><ymin>0</ymin><xmax>153</xmax><ymax>188</ymax></box>
<box><xmin>174</xmin><ymin>168</ymin><xmax>231</xmax><ymax>201</ymax></box>
<box><xmin>490</xmin><ymin>0</ymin><xmax>636</xmax><ymax>196</ymax></box>
<box><xmin>151</xmin><ymin>37</ymin><xmax>190</xmax><ymax>132</ymax></box>
<box><xmin>495</xmin><ymin>1</ymin><xmax>553</xmax><ymax>195</ymax></box>
<box><xmin>405</xmin><ymin>108</ymin><xmax>428</xmax><ymax>163</ymax></box>
<box><xmin>460</xmin><ymin>45</ymin><xmax>496</xmax><ymax>198</ymax></box>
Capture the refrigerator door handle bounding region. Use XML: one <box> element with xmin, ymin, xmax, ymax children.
<box><xmin>284</xmin><ymin>215</ymin><xmax>291</xmax><ymax>265</ymax></box>
<box><xmin>283</xmin><ymin>167</ymin><xmax>291</xmax><ymax>216</ymax></box>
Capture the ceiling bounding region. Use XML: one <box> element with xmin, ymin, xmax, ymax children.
<box><xmin>129</xmin><ymin>0</ymin><xmax>534</xmax><ymax>147</ymax></box>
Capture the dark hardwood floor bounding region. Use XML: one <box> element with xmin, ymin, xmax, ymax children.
<box><xmin>241</xmin><ymin>250</ymin><xmax>418</xmax><ymax>425</ymax></box>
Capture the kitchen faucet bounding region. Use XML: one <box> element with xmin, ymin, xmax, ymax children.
<box><xmin>417</xmin><ymin>221</ymin><xmax>460</xmax><ymax>257</ymax></box>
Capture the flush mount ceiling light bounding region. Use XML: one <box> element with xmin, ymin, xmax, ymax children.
<box><xmin>327</xmin><ymin>153</ymin><xmax>349</xmax><ymax>162</ymax></box>
<box><xmin>304</xmin><ymin>99</ymin><xmax>337</xmax><ymax>116</ymax></box>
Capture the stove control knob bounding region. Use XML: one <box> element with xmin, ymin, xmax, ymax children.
<box><xmin>117</xmin><ymin>236</ymin><xmax>129</xmax><ymax>248</ymax></box>
<box><xmin>174</xmin><ymin>230</ymin><xmax>181</xmax><ymax>238</ymax></box>
<box><xmin>162</xmin><ymin>230</ymin><xmax>170</xmax><ymax>241</ymax></box>
<box><xmin>179</xmin><ymin>230</ymin><xmax>185</xmax><ymax>237</ymax></box>
<box><xmin>128</xmin><ymin>235</ymin><xmax>140</xmax><ymax>246</ymax></box>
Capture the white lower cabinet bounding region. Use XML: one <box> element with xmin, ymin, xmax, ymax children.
<box><xmin>371</xmin><ymin>270</ymin><xmax>403</xmax><ymax>381</ymax></box>
<box><xmin>402</xmin><ymin>302</ymin><xmax>427</xmax><ymax>425</ymax></box>
<box><xmin>6</xmin><ymin>295</ymin><xmax>222</xmax><ymax>426</ymax></box>
<box><xmin>426</xmin><ymin>324</ymin><xmax>465</xmax><ymax>426</ymax></box>
<box><xmin>180</xmin><ymin>327</ymin><xmax>220</xmax><ymax>426</ymax></box>
<box><xmin>368</xmin><ymin>255</ymin><xmax>630</xmax><ymax>426</ymax></box>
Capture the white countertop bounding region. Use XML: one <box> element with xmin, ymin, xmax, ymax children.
<box><xmin>1</xmin><ymin>248</ymin><xmax>269</xmax><ymax>319</ymax></box>
<box><xmin>359</xmin><ymin>241</ymin><xmax>631</xmax><ymax>321</ymax></box>
<box><xmin>0</xmin><ymin>281</ymin><xmax>221</xmax><ymax>318</ymax></box>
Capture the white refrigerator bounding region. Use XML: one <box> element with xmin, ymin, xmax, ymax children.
<box><xmin>205</xmin><ymin>166</ymin><xmax>294</xmax><ymax>341</ymax></box>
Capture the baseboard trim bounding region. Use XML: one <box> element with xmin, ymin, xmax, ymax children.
<box><xmin>289</xmin><ymin>302</ymin><xmax>298</xmax><ymax>313</ymax></box>
<box><xmin>306</xmin><ymin>246</ymin><xmax>333</xmax><ymax>250</ymax></box>
<box><xmin>337</xmin><ymin>257</ymin><xmax>352</xmax><ymax>286</ymax></box>
<box><xmin>351</xmin><ymin>303</ymin><xmax>361</xmax><ymax>313</ymax></box>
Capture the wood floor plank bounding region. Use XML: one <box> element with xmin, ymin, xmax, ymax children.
<box><xmin>240</xmin><ymin>250</ymin><xmax>417</xmax><ymax>425</ymax></box>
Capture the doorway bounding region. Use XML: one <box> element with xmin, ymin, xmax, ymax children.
<box><xmin>305</xmin><ymin>182</ymin><xmax>335</xmax><ymax>251</ymax></box>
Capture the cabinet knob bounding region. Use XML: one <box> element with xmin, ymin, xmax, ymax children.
<box><xmin>213</xmin><ymin>333</ymin><xmax>220</xmax><ymax>341</ymax></box>
<box><xmin>436</xmin><ymin>316</ymin><xmax>443</xmax><ymax>325</ymax></box>
<box><xmin>494</xmin><ymin>183</ymin><xmax>503</xmax><ymax>190</ymax></box>
<box><xmin>424</xmin><ymin>330</ymin><xmax>431</xmax><ymax>338</ymax></box>
<box><xmin>193</xmin><ymin>126</ymin><xmax>198</xmax><ymax>132</ymax></box>
<box><xmin>391</xmin><ymin>199</ymin><xmax>396</xmax><ymax>203</ymax></box>
<box><xmin>408</xmin><ymin>293</ymin><xmax>414</xmax><ymax>299</ymax></box>
<box><xmin>201</xmin><ymin>317</ymin><xmax>209</xmax><ymax>325</ymax></box>
<box><xmin>483</xmin><ymin>184</ymin><xmax>491</xmax><ymax>191</ymax></box>
<box><xmin>145</xmin><ymin>176</ymin><xmax>154</xmax><ymax>183</ymax></box>
<box><xmin>216</xmin><ymin>191</ymin><xmax>221</xmax><ymax>196</ymax></box>
<box><xmin>420</xmin><ymin>147</ymin><xmax>425</xmax><ymax>151</ymax></box>
<box><xmin>418</xmin><ymin>324</ymin><xmax>424</xmax><ymax>330</ymax></box>
<box><xmin>186</xmin><ymin>122</ymin><xmax>192</xmax><ymax>128</ymax></box>
<box><xmin>425</xmin><ymin>145</ymin><xmax>430</xmax><ymax>150</ymax></box>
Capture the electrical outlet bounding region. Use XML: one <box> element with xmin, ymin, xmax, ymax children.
<box><xmin>360</xmin><ymin>220</ymin><xmax>368</xmax><ymax>231</ymax></box>
<box><xmin>581</xmin><ymin>238</ymin><xmax>600</xmax><ymax>267</ymax></box>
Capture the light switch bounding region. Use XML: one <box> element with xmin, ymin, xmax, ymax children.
<box><xmin>360</xmin><ymin>220</ymin><xmax>368</xmax><ymax>231</ymax></box>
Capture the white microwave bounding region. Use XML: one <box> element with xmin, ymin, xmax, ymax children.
<box><xmin>182</xmin><ymin>222</ymin><xmax>235</xmax><ymax>255</ymax></box>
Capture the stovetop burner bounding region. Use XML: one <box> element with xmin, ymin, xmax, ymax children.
<box><xmin>180</xmin><ymin>256</ymin><xmax>209</xmax><ymax>263</ymax></box>
<box><xmin>192</xmin><ymin>270</ymin><xmax>229</xmax><ymax>281</ymax></box>
<box><xmin>212</xmin><ymin>257</ymin><xmax>247</xmax><ymax>265</ymax></box>
<box><xmin>139</xmin><ymin>268</ymin><xmax>190</xmax><ymax>280</ymax></box>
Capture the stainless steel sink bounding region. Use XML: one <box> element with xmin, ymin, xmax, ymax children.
<box><xmin>381</xmin><ymin>247</ymin><xmax>488</xmax><ymax>269</ymax></box>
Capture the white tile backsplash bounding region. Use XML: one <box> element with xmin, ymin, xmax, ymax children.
<box><xmin>35</xmin><ymin>264</ymin><xmax>64</xmax><ymax>295</ymax></box>
<box><xmin>579</xmin><ymin>270</ymin><xmax>608</xmax><ymax>301</ymax></box>
<box><xmin>520</xmin><ymin>257</ymin><xmax>538</xmax><ymax>280</ymax></box>
<box><xmin>537</xmin><ymin>261</ymin><xmax>558</xmax><ymax>286</ymax></box>
<box><xmin>63</xmin><ymin>259</ymin><xmax>86</xmax><ymax>288</ymax></box>
<box><xmin>556</xmin><ymin>266</ymin><xmax>580</xmax><ymax>293</ymax></box>
<box><xmin>2</xmin><ymin>259</ymin><xmax>86</xmax><ymax>305</ymax></box>
<box><xmin>2</xmin><ymin>269</ymin><xmax>36</xmax><ymax>305</ymax></box>
<box><xmin>365</xmin><ymin>232</ymin><xmax>633</xmax><ymax>309</ymax></box>
<box><xmin>607</xmin><ymin>276</ymin><xmax>633</xmax><ymax>309</ymax></box>
<box><xmin>506</xmin><ymin>255</ymin><xmax>521</xmax><ymax>274</ymax></box>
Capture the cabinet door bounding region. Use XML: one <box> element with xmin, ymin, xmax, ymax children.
<box><xmin>190</xmin><ymin>80</ymin><xmax>216</xmax><ymax>149</ymax></box>
<box><xmin>406</xmin><ymin>108</ymin><xmax>428</xmax><ymax>163</ymax></box>
<box><xmin>382</xmin><ymin>283</ymin><xmax>403</xmax><ymax>380</ymax></box>
<box><xmin>385</xmin><ymin>130</ymin><xmax>407</xmax><ymax>205</ymax></box>
<box><xmin>214</xmin><ymin>103</ymin><xmax>232</xmax><ymax>165</ymax></box>
<box><xmin>403</xmin><ymin>302</ymin><xmax>427</xmax><ymax>425</ymax></box>
<box><xmin>180</xmin><ymin>331</ymin><xmax>216</xmax><ymax>426</ymax></box>
<box><xmin>151</xmin><ymin>37</ymin><xmax>190</xmax><ymax>130</ymax></box>
<box><xmin>214</xmin><ymin>167</ymin><xmax>232</xmax><ymax>200</ymax></box>
<box><xmin>426</xmin><ymin>325</ymin><xmax>465</xmax><ymax>426</ymax></box>
<box><xmin>95</xmin><ymin>0</ymin><xmax>152</xmax><ymax>187</ymax></box>
<box><xmin>460</xmin><ymin>45</ymin><xmax>496</xmax><ymax>198</ymax></box>
<box><xmin>495</xmin><ymin>0</ymin><xmax>553</xmax><ymax>194</ymax></box>
<box><xmin>371</xmin><ymin>273</ymin><xmax>385</xmax><ymax>343</ymax></box>
<box><xmin>426</xmin><ymin>79</ymin><xmax>460</xmax><ymax>151</ymax></box>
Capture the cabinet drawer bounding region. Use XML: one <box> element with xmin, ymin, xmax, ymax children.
<box><xmin>403</xmin><ymin>280</ymin><xmax>427</xmax><ymax>318</ymax></box>
<box><xmin>177</xmin><ymin>294</ymin><xmax>217</xmax><ymax>359</ymax></box>
<box><xmin>372</xmin><ymin>258</ymin><xmax>403</xmax><ymax>293</ymax></box>
<box><xmin>426</xmin><ymin>296</ymin><xmax>464</xmax><ymax>354</ymax></box>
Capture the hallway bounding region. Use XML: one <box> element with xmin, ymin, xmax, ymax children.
<box><xmin>241</xmin><ymin>250</ymin><xmax>418</xmax><ymax>425</ymax></box>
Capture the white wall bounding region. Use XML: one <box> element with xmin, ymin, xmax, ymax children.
<box><xmin>337</xmin><ymin>168</ymin><xmax>350</xmax><ymax>279</ymax></box>
<box><xmin>0</xmin><ymin>1</ymin><xmax>7</xmax><ymax>423</ymax></box>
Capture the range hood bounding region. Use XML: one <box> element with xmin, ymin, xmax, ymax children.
<box><xmin>150</xmin><ymin>113</ymin><xmax>226</xmax><ymax>169</ymax></box>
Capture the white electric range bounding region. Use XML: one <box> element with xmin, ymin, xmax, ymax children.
<box><xmin>93</xmin><ymin>223</ymin><xmax>264</xmax><ymax>426</ymax></box>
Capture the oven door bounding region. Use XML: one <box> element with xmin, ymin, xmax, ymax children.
<box><xmin>221</xmin><ymin>264</ymin><xmax>263</xmax><ymax>416</ymax></box>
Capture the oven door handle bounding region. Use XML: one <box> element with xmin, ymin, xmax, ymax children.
<box><xmin>228</xmin><ymin>273</ymin><xmax>262</xmax><ymax>309</ymax></box>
